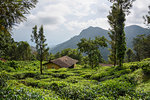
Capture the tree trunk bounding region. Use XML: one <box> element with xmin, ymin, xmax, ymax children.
<box><xmin>119</xmin><ymin>59</ymin><xmax>122</xmax><ymax>67</ymax></box>
<box><xmin>40</xmin><ymin>46</ymin><xmax>43</xmax><ymax>74</ymax></box>
<box><xmin>40</xmin><ymin>59</ymin><xmax>42</xmax><ymax>74</ymax></box>
<box><xmin>114</xmin><ymin>47</ymin><xmax>117</xmax><ymax>66</ymax></box>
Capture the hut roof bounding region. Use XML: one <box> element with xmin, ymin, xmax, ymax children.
<box><xmin>0</xmin><ymin>58</ymin><xmax>6</xmax><ymax>62</ymax></box>
<box><xmin>50</xmin><ymin>56</ymin><xmax>78</xmax><ymax>68</ymax></box>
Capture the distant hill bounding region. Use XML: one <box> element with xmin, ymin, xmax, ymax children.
<box><xmin>51</xmin><ymin>25</ymin><xmax>150</xmax><ymax>60</ymax></box>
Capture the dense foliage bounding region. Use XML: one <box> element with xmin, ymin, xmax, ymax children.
<box><xmin>0</xmin><ymin>0</ymin><xmax>37</xmax><ymax>60</ymax></box>
<box><xmin>108</xmin><ymin>0</ymin><xmax>135</xmax><ymax>67</ymax></box>
<box><xmin>0</xmin><ymin>0</ymin><xmax>37</xmax><ymax>30</ymax></box>
<box><xmin>133</xmin><ymin>34</ymin><xmax>150</xmax><ymax>61</ymax></box>
<box><xmin>77</xmin><ymin>36</ymin><xmax>107</xmax><ymax>68</ymax></box>
<box><xmin>0</xmin><ymin>59</ymin><xmax>150</xmax><ymax>99</ymax></box>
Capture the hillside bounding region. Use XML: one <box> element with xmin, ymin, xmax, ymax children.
<box><xmin>51</xmin><ymin>25</ymin><xmax>150</xmax><ymax>60</ymax></box>
<box><xmin>0</xmin><ymin>59</ymin><xmax>150</xmax><ymax>99</ymax></box>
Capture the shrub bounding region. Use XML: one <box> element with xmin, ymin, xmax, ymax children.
<box><xmin>142</xmin><ymin>58</ymin><xmax>150</xmax><ymax>61</ymax></box>
<box><xmin>140</xmin><ymin>61</ymin><xmax>150</xmax><ymax>75</ymax></box>
<box><xmin>7</xmin><ymin>61</ymin><xmax>18</xmax><ymax>69</ymax></box>
<box><xmin>0</xmin><ymin>71</ymin><xmax>9</xmax><ymax>88</ymax></box>
<box><xmin>96</xmin><ymin>79</ymin><xmax>135</xmax><ymax>98</ymax></box>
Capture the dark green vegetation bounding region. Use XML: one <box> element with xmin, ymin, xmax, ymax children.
<box><xmin>108</xmin><ymin>0</ymin><xmax>134</xmax><ymax>67</ymax></box>
<box><xmin>133</xmin><ymin>34</ymin><xmax>150</xmax><ymax>61</ymax></box>
<box><xmin>0</xmin><ymin>0</ymin><xmax>38</xmax><ymax>60</ymax></box>
<box><xmin>0</xmin><ymin>0</ymin><xmax>37</xmax><ymax>30</ymax></box>
<box><xmin>0</xmin><ymin>59</ymin><xmax>150</xmax><ymax>99</ymax></box>
<box><xmin>77</xmin><ymin>36</ymin><xmax>107</xmax><ymax>68</ymax></box>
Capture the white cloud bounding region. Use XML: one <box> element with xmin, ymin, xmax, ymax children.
<box><xmin>65</xmin><ymin>18</ymin><xmax>109</xmax><ymax>31</ymax></box>
<box><xmin>126</xmin><ymin>0</ymin><xmax>150</xmax><ymax>27</ymax></box>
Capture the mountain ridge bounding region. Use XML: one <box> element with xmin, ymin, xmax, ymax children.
<box><xmin>51</xmin><ymin>25</ymin><xmax>150</xmax><ymax>60</ymax></box>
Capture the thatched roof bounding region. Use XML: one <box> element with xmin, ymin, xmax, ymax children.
<box><xmin>46</xmin><ymin>56</ymin><xmax>78</xmax><ymax>68</ymax></box>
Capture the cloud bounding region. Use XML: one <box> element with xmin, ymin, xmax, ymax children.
<box><xmin>126</xmin><ymin>0</ymin><xmax>150</xmax><ymax>27</ymax></box>
<box><xmin>65</xmin><ymin>18</ymin><xmax>109</xmax><ymax>31</ymax></box>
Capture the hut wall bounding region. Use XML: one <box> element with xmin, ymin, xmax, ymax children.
<box><xmin>46</xmin><ymin>63</ymin><xmax>60</xmax><ymax>69</ymax></box>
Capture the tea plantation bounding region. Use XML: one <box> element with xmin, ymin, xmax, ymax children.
<box><xmin>0</xmin><ymin>59</ymin><xmax>150</xmax><ymax>100</ymax></box>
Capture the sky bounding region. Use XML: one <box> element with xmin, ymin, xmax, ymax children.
<box><xmin>12</xmin><ymin>0</ymin><xmax>150</xmax><ymax>47</ymax></box>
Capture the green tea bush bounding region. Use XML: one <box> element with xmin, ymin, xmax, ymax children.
<box><xmin>140</xmin><ymin>61</ymin><xmax>150</xmax><ymax>75</ymax></box>
<box><xmin>0</xmin><ymin>82</ymin><xmax>61</xmax><ymax>100</ymax></box>
<box><xmin>13</xmin><ymin>71</ymin><xmax>40</xmax><ymax>79</ymax></box>
<box><xmin>90</xmin><ymin>67</ymin><xmax>127</xmax><ymax>81</ymax></box>
<box><xmin>7</xmin><ymin>61</ymin><xmax>19</xmax><ymax>70</ymax></box>
<box><xmin>58</xmin><ymin>84</ymin><xmax>97</xmax><ymax>100</ymax></box>
<box><xmin>65</xmin><ymin>76</ymin><xmax>83</xmax><ymax>83</ymax></box>
<box><xmin>90</xmin><ymin>71</ymin><xmax>109</xmax><ymax>81</ymax></box>
<box><xmin>0</xmin><ymin>61</ymin><xmax>15</xmax><ymax>72</ymax></box>
<box><xmin>0</xmin><ymin>86</ymin><xmax>44</xmax><ymax>100</ymax></box>
<box><xmin>23</xmin><ymin>78</ymin><xmax>68</xmax><ymax>92</ymax></box>
<box><xmin>0</xmin><ymin>71</ymin><xmax>10</xmax><ymax>88</ymax></box>
<box><xmin>41</xmin><ymin>77</ymin><xmax>61</xmax><ymax>82</ymax></box>
<box><xmin>51</xmin><ymin>72</ymin><xmax>74</xmax><ymax>79</ymax></box>
<box><xmin>142</xmin><ymin>58</ymin><xmax>150</xmax><ymax>61</ymax></box>
<box><xmin>96</xmin><ymin>79</ymin><xmax>135</xmax><ymax>98</ymax></box>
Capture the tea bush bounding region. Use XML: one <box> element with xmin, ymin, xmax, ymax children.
<box><xmin>1</xmin><ymin>59</ymin><xmax>150</xmax><ymax>99</ymax></box>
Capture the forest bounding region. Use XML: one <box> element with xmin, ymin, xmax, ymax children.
<box><xmin>0</xmin><ymin>0</ymin><xmax>150</xmax><ymax>99</ymax></box>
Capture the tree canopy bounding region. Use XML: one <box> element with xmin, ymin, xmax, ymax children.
<box><xmin>0</xmin><ymin>0</ymin><xmax>38</xmax><ymax>31</ymax></box>
<box><xmin>77</xmin><ymin>36</ymin><xmax>107</xmax><ymax>68</ymax></box>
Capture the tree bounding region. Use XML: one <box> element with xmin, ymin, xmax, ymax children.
<box><xmin>77</xmin><ymin>36</ymin><xmax>107</xmax><ymax>68</ymax></box>
<box><xmin>126</xmin><ymin>48</ymin><xmax>134</xmax><ymax>62</ymax></box>
<box><xmin>17</xmin><ymin>41</ymin><xmax>31</xmax><ymax>60</ymax></box>
<box><xmin>49</xmin><ymin>53</ymin><xmax>55</xmax><ymax>61</ymax></box>
<box><xmin>0</xmin><ymin>0</ymin><xmax>37</xmax><ymax>60</ymax></box>
<box><xmin>108</xmin><ymin>0</ymin><xmax>135</xmax><ymax>67</ymax></box>
<box><xmin>144</xmin><ymin>6</ymin><xmax>150</xmax><ymax>26</ymax></box>
<box><xmin>31</xmin><ymin>25</ymin><xmax>49</xmax><ymax>74</ymax></box>
<box><xmin>0</xmin><ymin>31</ymin><xmax>16</xmax><ymax>60</ymax></box>
<box><xmin>0</xmin><ymin>0</ymin><xmax>37</xmax><ymax>30</ymax></box>
<box><xmin>55</xmin><ymin>52</ymin><xmax>61</xmax><ymax>59</ymax></box>
<box><xmin>133</xmin><ymin>34</ymin><xmax>150</xmax><ymax>61</ymax></box>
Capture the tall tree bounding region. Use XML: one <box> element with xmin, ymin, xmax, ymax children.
<box><xmin>108</xmin><ymin>0</ymin><xmax>135</xmax><ymax>67</ymax></box>
<box><xmin>77</xmin><ymin>36</ymin><xmax>107</xmax><ymax>68</ymax></box>
<box><xmin>126</xmin><ymin>48</ymin><xmax>134</xmax><ymax>62</ymax></box>
<box><xmin>31</xmin><ymin>25</ymin><xmax>49</xmax><ymax>74</ymax></box>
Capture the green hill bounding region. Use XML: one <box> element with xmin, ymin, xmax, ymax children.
<box><xmin>51</xmin><ymin>25</ymin><xmax>150</xmax><ymax>60</ymax></box>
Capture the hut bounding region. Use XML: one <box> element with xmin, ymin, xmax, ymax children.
<box><xmin>0</xmin><ymin>58</ymin><xmax>6</xmax><ymax>62</ymax></box>
<box><xmin>43</xmin><ymin>56</ymin><xmax>78</xmax><ymax>69</ymax></box>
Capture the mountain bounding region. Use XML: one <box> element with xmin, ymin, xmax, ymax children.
<box><xmin>51</xmin><ymin>25</ymin><xmax>150</xmax><ymax>60</ymax></box>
